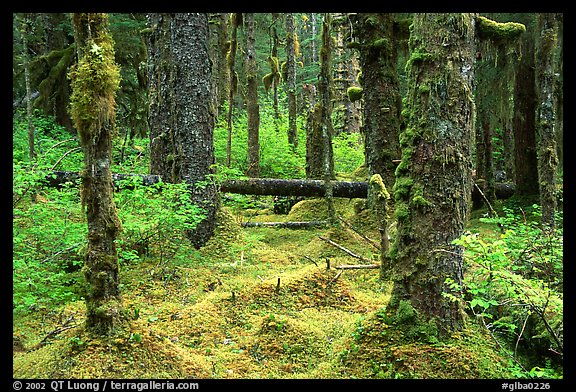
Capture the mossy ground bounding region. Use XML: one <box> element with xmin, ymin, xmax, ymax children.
<box><xmin>14</xmin><ymin>197</ymin><xmax>517</xmax><ymax>379</ymax></box>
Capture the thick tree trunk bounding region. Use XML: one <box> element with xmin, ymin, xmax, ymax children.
<box><xmin>245</xmin><ymin>13</ymin><xmax>260</xmax><ymax>178</ymax></box>
<box><xmin>208</xmin><ymin>13</ymin><xmax>229</xmax><ymax>119</ymax></box>
<box><xmin>535</xmin><ymin>13</ymin><xmax>560</xmax><ymax>228</ymax></box>
<box><xmin>513</xmin><ymin>16</ymin><xmax>539</xmax><ymax>196</ymax></box>
<box><xmin>285</xmin><ymin>13</ymin><xmax>298</xmax><ymax>150</ymax></box>
<box><xmin>390</xmin><ymin>13</ymin><xmax>477</xmax><ymax>333</ymax></box>
<box><xmin>147</xmin><ymin>13</ymin><xmax>218</xmax><ymax>249</ymax></box>
<box><xmin>18</xmin><ymin>14</ymin><xmax>36</xmax><ymax>162</ymax></box>
<box><xmin>69</xmin><ymin>13</ymin><xmax>124</xmax><ymax>336</ymax></box>
<box><xmin>352</xmin><ymin>13</ymin><xmax>402</xmax><ymax>191</ymax></box>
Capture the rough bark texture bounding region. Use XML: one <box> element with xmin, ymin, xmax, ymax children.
<box><xmin>512</xmin><ymin>15</ymin><xmax>539</xmax><ymax>196</ymax></box>
<box><xmin>245</xmin><ymin>13</ymin><xmax>260</xmax><ymax>178</ymax></box>
<box><xmin>305</xmin><ymin>103</ymin><xmax>324</xmax><ymax>179</ymax></box>
<box><xmin>208</xmin><ymin>13</ymin><xmax>229</xmax><ymax>119</ymax></box>
<box><xmin>352</xmin><ymin>13</ymin><xmax>402</xmax><ymax>191</ymax></box>
<box><xmin>535</xmin><ymin>13</ymin><xmax>560</xmax><ymax>228</ymax></box>
<box><xmin>390</xmin><ymin>14</ymin><xmax>476</xmax><ymax>333</ymax></box>
<box><xmin>69</xmin><ymin>13</ymin><xmax>124</xmax><ymax>335</ymax></box>
<box><xmin>147</xmin><ymin>13</ymin><xmax>218</xmax><ymax>249</ymax></box>
<box><xmin>285</xmin><ymin>13</ymin><xmax>298</xmax><ymax>149</ymax></box>
<box><xmin>319</xmin><ymin>14</ymin><xmax>336</xmax><ymax>221</ymax></box>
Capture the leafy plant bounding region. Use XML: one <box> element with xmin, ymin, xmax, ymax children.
<box><xmin>445</xmin><ymin>204</ymin><xmax>563</xmax><ymax>377</ymax></box>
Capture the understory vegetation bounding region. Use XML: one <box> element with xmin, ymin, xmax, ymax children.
<box><xmin>13</xmin><ymin>111</ymin><xmax>562</xmax><ymax>379</ymax></box>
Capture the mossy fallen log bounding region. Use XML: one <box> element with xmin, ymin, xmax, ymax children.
<box><xmin>43</xmin><ymin>171</ymin><xmax>515</xmax><ymax>202</ymax></box>
<box><xmin>241</xmin><ymin>221</ymin><xmax>329</xmax><ymax>229</ymax></box>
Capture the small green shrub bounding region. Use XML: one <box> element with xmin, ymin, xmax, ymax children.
<box><xmin>445</xmin><ymin>204</ymin><xmax>563</xmax><ymax>377</ymax></box>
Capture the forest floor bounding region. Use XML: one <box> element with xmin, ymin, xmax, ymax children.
<box><xmin>13</xmin><ymin>196</ymin><xmax>519</xmax><ymax>379</ymax></box>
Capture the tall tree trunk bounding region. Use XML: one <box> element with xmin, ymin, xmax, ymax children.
<box><xmin>17</xmin><ymin>14</ymin><xmax>36</xmax><ymax>162</ymax></box>
<box><xmin>351</xmin><ymin>13</ymin><xmax>402</xmax><ymax>193</ymax></box>
<box><xmin>535</xmin><ymin>13</ymin><xmax>560</xmax><ymax>229</ymax></box>
<box><xmin>69</xmin><ymin>13</ymin><xmax>124</xmax><ymax>335</ymax></box>
<box><xmin>389</xmin><ymin>13</ymin><xmax>476</xmax><ymax>333</ymax></box>
<box><xmin>512</xmin><ymin>15</ymin><xmax>539</xmax><ymax>196</ymax></box>
<box><xmin>208</xmin><ymin>13</ymin><xmax>230</xmax><ymax>120</ymax></box>
<box><xmin>244</xmin><ymin>13</ymin><xmax>260</xmax><ymax>178</ymax></box>
<box><xmin>319</xmin><ymin>13</ymin><xmax>336</xmax><ymax>222</ymax></box>
<box><xmin>285</xmin><ymin>13</ymin><xmax>298</xmax><ymax>150</ymax></box>
<box><xmin>147</xmin><ymin>13</ymin><xmax>218</xmax><ymax>249</ymax></box>
<box><xmin>226</xmin><ymin>13</ymin><xmax>241</xmax><ymax>168</ymax></box>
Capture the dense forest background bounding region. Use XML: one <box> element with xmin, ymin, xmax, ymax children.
<box><xmin>13</xmin><ymin>13</ymin><xmax>563</xmax><ymax>380</ymax></box>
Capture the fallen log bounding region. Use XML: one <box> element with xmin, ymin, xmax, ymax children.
<box><xmin>241</xmin><ymin>221</ymin><xmax>329</xmax><ymax>229</ymax></box>
<box><xmin>42</xmin><ymin>171</ymin><xmax>515</xmax><ymax>202</ymax></box>
<box><xmin>221</xmin><ymin>178</ymin><xmax>368</xmax><ymax>198</ymax></box>
<box><xmin>335</xmin><ymin>264</ymin><xmax>380</xmax><ymax>270</ymax></box>
<box><xmin>45</xmin><ymin>171</ymin><xmax>163</xmax><ymax>189</ymax></box>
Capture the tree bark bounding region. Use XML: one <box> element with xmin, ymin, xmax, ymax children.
<box><xmin>245</xmin><ymin>13</ymin><xmax>260</xmax><ymax>178</ymax></box>
<box><xmin>208</xmin><ymin>13</ymin><xmax>229</xmax><ymax>119</ymax></box>
<box><xmin>535</xmin><ymin>13</ymin><xmax>560</xmax><ymax>229</ymax></box>
<box><xmin>69</xmin><ymin>13</ymin><xmax>124</xmax><ymax>336</ymax></box>
<box><xmin>512</xmin><ymin>15</ymin><xmax>539</xmax><ymax>196</ymax></box>
<box><xmin>285</xmin><ymin>13</ymin><xmax>298</xmax><ymax>150</ymax></box>
<box><xmin>17</xmin><ymin>14</ymin><xmax>37</xmax><ymax>162</ymax></box>
<box><xmin>351</xmin><ymin>13</ymin><xmax>402</xmax><ymax>191</ymax></box>
<box><xmin>147</xmin><ymin>13</ymin><xmax>218</xmax><ymax>249</ymax></box>
<box><xmin>390</xmin><ymin>13</ymin><xmax>477</xmax><ymax>333</ymax></box>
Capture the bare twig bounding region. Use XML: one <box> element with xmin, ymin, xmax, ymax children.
<box><xmin>36</xmin><ymin>312</ymin><xmax>79</xmax><ymax>348</ymax></box>
<box><xmin>318</xmin><ymin>236</ymin><xmax>374</xmax><ymax>264</ymax></box>
<box><xmin>304</xmin><ymin>255</ymin><xmax>318</xmax><ymax>266</ymax></box>
<box><xmin>51</xmin><ymin>147</ymin><xmax>82</xmax><ymax>171</ymax></box>
<box><xmin>337</xmin><ymin>216</ymin><xmax>381</xmax><ymax>251</ymax></box>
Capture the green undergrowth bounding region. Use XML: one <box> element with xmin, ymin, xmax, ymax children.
<box><xmin>13</xmin><ymin>192</ymin><xmax>561</xmax><ymax>379</ymax></box>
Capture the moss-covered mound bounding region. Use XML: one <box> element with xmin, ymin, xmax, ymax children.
<box><xmin>13</xmin><ymin>193</ymin><xmax>526</xmax><ymax>379</ymax></box>
<box><xmin>338</xmin><ymin>304</ymin><xmax>516</xmax><ymax>379</ymax></box>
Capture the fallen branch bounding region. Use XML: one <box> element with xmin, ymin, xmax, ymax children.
<box><xmin>241</xmin><ymin>221</ymin><xmax>329</xmax><ymax>229</ymax></box>
<box><xmin>337</xmin><ymin>216</ymin><xmax>381</xmax><ymax>251</ymax></box>
<box><xmin>318</xmin><ymin>236</ymin><xmax>374</xmax><ymax>264</ymax></box>
<box><xmin>335</xmin><ymin>264</ymin><xmax>380</xmax><ymax>270</ymax></box>
<box><xmin>35</xmin><ymin>312</ymin><xmax>79</xmax><ymax>349</ymax></box>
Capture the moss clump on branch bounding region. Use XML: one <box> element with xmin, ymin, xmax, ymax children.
<box><xmin>347</xmin><ymin>86</ymin><xmax>363</xmax><ymax>102</ymax></box>
<box><xmin>476</xmin><ymin>16</ymin><xmax>526</xmax><ymax>41</ymax></box>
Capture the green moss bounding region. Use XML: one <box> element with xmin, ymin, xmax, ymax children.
<box><xmin>394</xmin><ymin>202</ymin><xmax>410</xmax><ymax>222</ymax></box>
<box><xmin>406</xmin><ymin>48</ymin><xmax>434</xmax><ymax>70</ymax></box>
<box><xmin>392</xmin><ymin>177</ymin><xmax>414</xmax><ymax>200</ymax></box>
<box><xmin>369</xmin><ymin>174</ymin><xmax>391</xmax><ymax>201</ymax></box>
<box><xmin>476</xmin><ymin>16</ymin><xmax>526</xmax><ymax>41</ymax></box>
<box><xmin>369</xmin><ymin>37</ymin><xmax>390</xmax><ymax>51</ymax></box>
<box><xmin>418</xmin><ymin>84</ymin><xmax>431</xmax><ymax>94</ymax></box>
<box><xmin>347</xmin><ymin>86</ymin><xmax>364</xmax><ymax>102</ymax></box>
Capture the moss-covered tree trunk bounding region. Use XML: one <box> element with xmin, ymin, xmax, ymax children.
<box><xmin>225</xmin><ymin>13</ymin><xmax>241</xmax><ymax>168</ymax></box>
<box><xmin>351</xmin><ymin>13</ymin><xmax>402</xmax><ymax>194</ymax></box>
<box><xmin>208</xmin><ymin>13</ymin><xmax>229</xmax><ymax>120</ymax></box>
<box><xmin>535</xmin><ymin>13</ymin><xmax>560</xmax><ymax>229</ymax></box>
<box><xmin>245</xmin><ymin>13</ymin><xmax>260</xmax><ymax>178</ymax></box>
<box><xmin>389</xmin><ymin>13</ymin><xmax>477</xmax><ymax>333</ymax></box>
<box><xmin>17</xmin><ymin>14</ymin><xmax>37</xmax><ymax>162</ymax></box>
<box><xmin>512</xmin><ymin>15</ymin><xmax>539</xmax><ymax>196</ymax></box>
<box><xmin>319</xmin><ymin>13</ymin><xmax>336</xmax><ymax>221</ymax></box>
<box><xmin>147</xmin><ymin>13</ymin><xmax>218</xmax><ymax>249</ymax></box>
<box><xmin>285</xmin><ymin>13</ymin><xmax>298</xmax><ymax>150</ymax></box>
<box><xmin>68</xmin><ymin>13</ymin><xmax>124</xmax><ymax>335</ymax></box>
